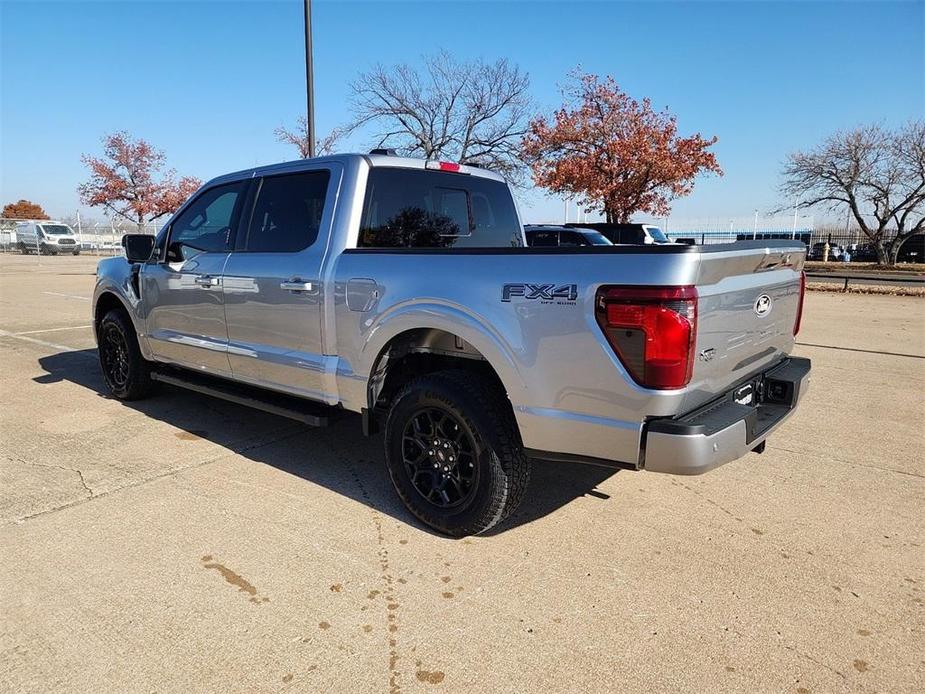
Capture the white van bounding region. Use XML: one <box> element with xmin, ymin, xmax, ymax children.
<box><xmin>15</xmin><ymin>221</ymin><xmax>81</xmax><ymax>255</ymax></box>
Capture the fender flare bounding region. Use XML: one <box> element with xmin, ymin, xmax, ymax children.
<box><xmin>93</xmin><ymin>280</ymin><xmax>149</xmax><ymax>357</ymax></box>
<box><xmin>360</xmin><ymin>300</ymin><xmax>528</xmax><ymax>404</ymax></box>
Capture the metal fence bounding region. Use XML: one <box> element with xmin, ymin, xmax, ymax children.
<box><xmin>0</xmin><ymin>218</ymin><xmax>160</xmax><ymax>256</ymax></box>
<box><xmin>662</xmin><ymin>215</ymin><xmax>922</xmax><ymax>263</ymax></box>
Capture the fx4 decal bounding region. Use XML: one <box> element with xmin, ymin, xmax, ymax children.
<box><xmin>502</xmin><ymin>283</ymin><xmax>578</xmax><ymax>304</ymax></box>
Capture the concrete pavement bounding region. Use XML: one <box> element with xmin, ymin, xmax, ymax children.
<box><xmin>1</xmin><ymin>255</ymin><xmax>923</xmax><ymax>693</ymax></box>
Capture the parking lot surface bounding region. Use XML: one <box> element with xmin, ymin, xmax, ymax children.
<box><xmin>1</xmin><ymin>254</ymin><xmax>923</xmax><ymax>693</ymax></box>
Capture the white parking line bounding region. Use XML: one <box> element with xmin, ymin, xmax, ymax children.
<box><xmin>14</xmin><ymin>325</ymin><xmax>93</xmax><ymax>335</ymax></box>
<box><xmin>0</xmin><ymin>328</ymin><xmax>96</xmax><ymax>356</ymax></box>
<box><xmin>42</xmin><ymin>291</ymin><xmax>91</xmax><ymax>301</ymax></box>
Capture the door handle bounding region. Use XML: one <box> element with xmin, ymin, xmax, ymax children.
<box><xmin>195</xmin><ymin>275</ymin><xmax>219</xmax><ymax>288</ymax></box>
<box><xmin>280</xmin><ymin>278</ymin><xmax>314</xmax><ymax>292</ymax></box>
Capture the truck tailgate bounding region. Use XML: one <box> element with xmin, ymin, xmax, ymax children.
<box><xmin>686</xmin><ymin>244</ymin><xmax>805</xmax><ymax>409</ymax></box>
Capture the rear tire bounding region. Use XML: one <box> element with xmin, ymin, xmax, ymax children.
<box><xmin>98</xmin><ymin>308</ymin><xmax>154</xmax><ymax>400</ymax></box>
<box><xmin>384</xmin><ymin>370</ymin><xmax>530</xmax><ymax>537</ymax></box>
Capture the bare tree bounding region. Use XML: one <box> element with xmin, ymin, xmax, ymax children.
<box><xmin>274</xmin><ymin>117</ymin><xmax>341</xmax><ymax>158</ymax></box>
<box><xmin>781</xmin><ymin>122</ymin><xmax>925</xmax><ymax>265</ymax></box>
<box><xmin>345</xmin><ymin>51</ymin><xmax>532</xmax><ymax>181</ymax></box>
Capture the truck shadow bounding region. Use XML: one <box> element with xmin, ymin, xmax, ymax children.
<box><xmin>35</xmin><ymin>350</ymin><xmax>620</xmax><ymax>537</ymax></box>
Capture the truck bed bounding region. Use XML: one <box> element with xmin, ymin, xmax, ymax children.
<box><xmin>333</xmin><ymin>240</ymin><xmax>806</xmax><ymax>466</ymax></box>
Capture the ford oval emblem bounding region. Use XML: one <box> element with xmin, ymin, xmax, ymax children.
<box><xmin>754</xmin><ymin>294</ymin><xmax>773</xmax><ymax>317</ymax></box>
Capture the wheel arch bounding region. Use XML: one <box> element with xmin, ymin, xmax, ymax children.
<box><xmin>93</xmin><ymin>291</ymin><xmax>134</xmax><ymax>343</ymax></box>
<box><xmin>362</xmin><ymin>321</ymin><xmax>524</xmax><ymax>436</ymax></box>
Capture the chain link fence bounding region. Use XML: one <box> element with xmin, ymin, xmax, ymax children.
<box><xmin>662</xmin><ymin>214</ymin><xmax>815</xmax><ymax>246</ymax></box>
<box><xmin>0</xmin><ymin>218</ymin><xmax>160</xmax><ymax>256</ymax></box>
<box><xmin>662</xmin><ymin>214</ymin><xmax>923</xmax><ymax>263</ymax></box>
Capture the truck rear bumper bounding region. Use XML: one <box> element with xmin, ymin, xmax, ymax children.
<box><xmin>643</xmin><ymin>357</ymin><xmax>811</xmax><ymax>475</ymax></box>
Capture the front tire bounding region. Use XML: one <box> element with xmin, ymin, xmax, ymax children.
<box><xmin>384</xmin><ymin>370</ymin><xmax>530</xmax><ymax>537</ymax></box>
<box><xmin>98</xmin><ymin>309</ymin><xmax>154</xmax><ymax>400</ymax></box>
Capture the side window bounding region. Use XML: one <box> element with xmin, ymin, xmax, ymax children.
<box><xmin>530</xmin><ymin>231</ymin><xmax>559</xmax><ymax>247</ymax></box>
<box><xmin>559</xmin><ymin>231</ymin><xmax>583</xmax><ymax>247</ymax></box>
<box><xmin>245</xmin><ymin>170</ymin><xmax>330</xmax><ymax>253</ymax></box>
<box><xmin>168</xmin><ymin>181</ymin><xmax>246</xmax><ymax>259</ymax></box>
<box><xmin>359</xmin><ymin>169</ymin><xmax>523</xmax><ymax>248</ymax></box>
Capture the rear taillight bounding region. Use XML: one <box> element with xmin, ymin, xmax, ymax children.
<box><xmin>595</xmin><ymin>285</ymin><xmax>698</xmax><ymax>390</ymax></box>
<box><xmin>793</xmin><ymin>271</ymin><xmax>806</xmax><ymax>336</ymax></box>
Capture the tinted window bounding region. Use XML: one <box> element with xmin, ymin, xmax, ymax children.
<box><xmin>583</xmin><ymin>231</ymin><xmax>612</xmax><ymax>246</ymax></box>
<box><xmin>359</xmin><ymin>168</ymin><xmax>522</xmax><ymax>248</ymax></box>
<box><xmin>558</xmin><ymin>231</ymin><xmax>585</xmax><ymax>247</ymax></box>
<box><xmin>528</xmin><ymin>231</ymin><xmax>559</xmax><ymax>247</ymax></box>
<box><xmin>169</xmin><ymin>181</ymin><xmax>246</xmax><ymax>256</ymax></box>
<box><xmin>245</xmin><ymin>170</ymin><xmax>330</xmax><ymax>253</ymax></box>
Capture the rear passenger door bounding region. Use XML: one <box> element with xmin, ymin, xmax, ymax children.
<box><xmin>221</xmin><ymin>165</ymin><xmax>339</xmax><ymax>400</ymax></box>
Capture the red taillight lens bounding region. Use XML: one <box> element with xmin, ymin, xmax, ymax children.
<box><xmin>595</xmin><ymin>285</ymin><xmax>698</xmax><ymax>390</ymax></box>
<box><xmin>793</xmin><ymin>271</ymin><xmax>806</xmax><ymax>336</ymax></box>
<box><xmin>426</xmin><ymin>160</ymin><xmax>462</xmax><ymax>172</ymax></box>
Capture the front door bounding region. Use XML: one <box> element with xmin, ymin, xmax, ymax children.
<box><xmin>221</xmin><ymin>166</ymin><xmax>337</xmax><ymax>400</ymax></box>
<box><xmin>142</xmin><ymin>180</ymin><xmax>249</xmax><ymax>375</ymax></box>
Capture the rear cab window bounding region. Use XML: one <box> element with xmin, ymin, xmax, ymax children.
<box><xmin>359</xmin><ymin>168</ymin><xmax>523</xmax><ymax>248</ymax></box>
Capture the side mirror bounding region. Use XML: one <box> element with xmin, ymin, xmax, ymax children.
<box><xmin>122</xmin><ymin>234</ymin><xmax>155</xmax><ymax>263</ymax></box>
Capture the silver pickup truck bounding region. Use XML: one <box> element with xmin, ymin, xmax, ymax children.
<box><xmin>93</xmin><ymin>152</ymin><xmax>810</xmax><ymax>536</ymax></box>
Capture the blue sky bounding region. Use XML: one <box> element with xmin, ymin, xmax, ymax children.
<box><xmin>1</xmin><ymin>0</ymin><xmax>923</xmax><ymax>225</ymax></box>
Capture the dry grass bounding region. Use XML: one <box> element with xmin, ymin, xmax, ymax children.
<box><xmin>804</xmin><ymin>261</ymin><xmax>925</xmax><ymax>274</ymax></box>
<box><xmin>806</xmin><ymin>281</ymin><xmax>925</xmax><ymax>297</ymax></box>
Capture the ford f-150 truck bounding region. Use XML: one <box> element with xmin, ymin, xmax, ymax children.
<box><xmin>93</xmin><ymin>152</ymin><xmax>810</xmax><ymax>536</ymax></box>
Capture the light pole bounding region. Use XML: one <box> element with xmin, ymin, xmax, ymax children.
<box><xmin>303</xmin><ymin>0</ymin><xmax>316</xmax><ymax>158</ymax></box>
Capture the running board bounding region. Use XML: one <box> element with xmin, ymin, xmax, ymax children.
<box><xmin>150</xmin><ymin>367</ymin><xmax>336</xmax><ymax>427</ymax></box>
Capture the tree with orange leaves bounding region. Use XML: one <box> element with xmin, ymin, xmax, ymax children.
<box><xmin>522</xmin><ymin>73</ymin><xmax>722</xmax><ymax>223</ymax></box>
<box><xmin>2</xmin><ymin>199</ymin><xmax>49</xmax><ymax>220</ymax></box>
<box><xmin>78</xmin><ymin>132</ymin><xmax>201</xmax><ymax>232</ymax></box>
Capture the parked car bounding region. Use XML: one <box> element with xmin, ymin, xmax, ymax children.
<box><xmin>15</xmin><ymin>221</ymin><xmax>81</xmax><ymax>255</ymax></box>
<box><xmin>525</xmin><ymin>224</ymin><xmax>613</xmax><ymax>247</ymax></box>
<box><xmin>94</xmin><ymin>152</ymin><xmax>810</xmax><ymax>536</ymax></box>
<box><xmin>807</xmin><ymin>242</ymin><xmax>844</xmax><ymax>261</ymax></box>
<box><xmin>897</xmin><ymin>233</ymin><xmax>924</xmax><ymax>263</ymax></box>
<box><xmin>566</xmin><ymin>222</ymin><xmax>672</xmax><ymax>245</ymax></box>
<box><xmin>840</xmin><ymin>243</ymin><xmax>875</xmax><ymax>262</ymax></box>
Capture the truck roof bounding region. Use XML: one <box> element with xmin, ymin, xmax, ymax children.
<box><xmin>206</xmin><ymin>153</ymin><xmax>507</xmax><ymax>189</ymax></box>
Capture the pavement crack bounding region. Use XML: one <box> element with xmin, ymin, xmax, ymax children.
<box><xmin>767</xmin><ymin>445</ymin><xmax>925</xmax><ymax>479</ymax></box>
<box><xmin>337</xmin><ymin>444</ymin><xmax>404</xmax><ymax>694</ymax></box>
<box><xmin>8</xmin><ymin>426</ymin><xmax>305</xmax><ymax>524</ymax></box>
<box><xmin>783</xmin><ymin>644</ymin><xmax>847</xmax><ymax>680</ymax></box>
<box><xmin>669</xmin><ymin>478</ymin><xmax>745</xmax><ymax>523</ymax></box>
<box><xmin>12</xmin><ymin>456</ymin><xmax>93</xmax><ymax>498</ymax></box>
